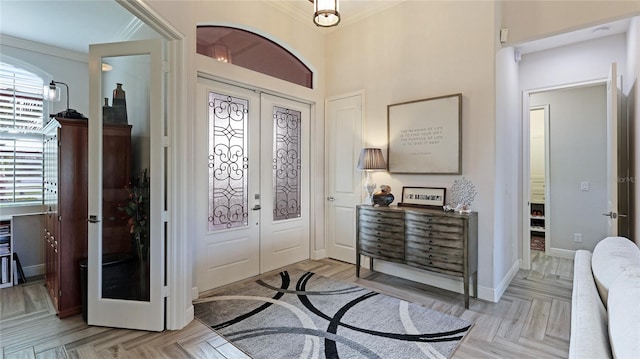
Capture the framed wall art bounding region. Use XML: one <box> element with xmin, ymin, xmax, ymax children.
<box><xmin>387</xmin><ymin>93</ymin><xmax>462</xmax><ymax>174</ymax></box>
<box><xmin>398</xmin><ymin>186</ymin><xmax>446</xmax><ymax>209</ymax></box>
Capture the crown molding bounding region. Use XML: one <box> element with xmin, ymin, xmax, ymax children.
<box><xmin>0</xmin><ymin>34</ymin><xmax>88</xmax><ymax>63</ymax></box>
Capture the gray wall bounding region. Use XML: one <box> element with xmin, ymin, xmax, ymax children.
<box><xmin>531</xmin><ymin>83</ymin><xmax>608</xmax><ymax>252</ymax></box>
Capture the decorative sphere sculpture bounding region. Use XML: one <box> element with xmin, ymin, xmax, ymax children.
<box><xmin>372</xmin><ymin>185</ymin><xmax>394</xmax><ymax>206</ymax></box>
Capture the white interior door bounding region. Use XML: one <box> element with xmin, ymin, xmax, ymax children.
<box><xmin>195</xmin><ymin>78</ymin><xmax>260</xmax><ymax>290</ymax></box>
<box><xmin>606</xmin><ymin>63</ymin><xmax>619</xmax><ymax>235</ymax></box>
<box><xmin>259</xmin><ymin>94</ymin><xmax>310</xmax><ymax>273</ymax></box>
<box><xmin>87</xmin><ymin>39</ymin><xmax>164</xmax><ymax>331</ymax></box>
<box><xmin>326</xmin><ymin>94</ymin><xmax>363</xmax><ymax>264</ymax></box>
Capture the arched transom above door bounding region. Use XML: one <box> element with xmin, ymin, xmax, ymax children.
<box><xmin>196</xmin><ymin>26</ymin><xmax>313</xmax><ymax>89</ymax></box>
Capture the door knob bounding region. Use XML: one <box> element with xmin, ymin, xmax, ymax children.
<box><xmin>602</xmin><ymin>212</ymin><xmax>618</xmax><ymax>219</ymax></box>
<box><xmin>327</xmin><ymin>196</ymin><xmax>335</xmax><ymax>201</ymax></box>
<box><xmin>252</xmin><ymin>205</ymin><xmax>261</xmax><ymax>211</ymax></box>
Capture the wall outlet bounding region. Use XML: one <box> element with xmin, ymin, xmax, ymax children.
<box><xmin>580</xmin><ymin>182</ymin><xmax>590</xmax><ymax>191</ymax></box>
<box><xmin>573</xmin><ymin>233</ymin><xmax>583</xmax><ymax>243</ymax></box>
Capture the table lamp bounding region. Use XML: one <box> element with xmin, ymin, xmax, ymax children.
<box><xmin>357</xmin><ymin>148</ymin><xmax>387</xmax><ymax>205</ymax></box>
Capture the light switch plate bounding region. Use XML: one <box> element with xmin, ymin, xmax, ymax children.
<box><xmin>580</xmin><ymin>182</ymin><xmax>589</xmax><ymax>191</ymax></box>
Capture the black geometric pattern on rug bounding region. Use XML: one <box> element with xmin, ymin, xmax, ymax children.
<box><xmin>194</xmin><ymin>270</ymin><xmax>472</xmax><ymax>359</ymax></box>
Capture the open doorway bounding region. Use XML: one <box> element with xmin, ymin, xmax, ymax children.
<box><xmin>525</xmin><ymin>82</ymin><xmax>611</xmax><ymax>264</ymax></box>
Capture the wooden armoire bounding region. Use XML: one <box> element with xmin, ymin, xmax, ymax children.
<box><xmin>43</xmin><ymin>117</ymin><xmax>132</xmax><ymax>318</ymax></box>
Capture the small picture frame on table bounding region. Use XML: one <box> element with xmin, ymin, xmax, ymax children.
<box><xmin>398</xmin><ymin>186</ymin><xmax>446</xmax><ymax>209</ymax></box>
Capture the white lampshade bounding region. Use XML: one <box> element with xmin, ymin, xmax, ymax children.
<box><xmin>314</xmin><ymin>0</ymin><xmax>340</xmax><ymax>27</ymax></box>
<box><xmin>357</xmin><ymin>148</ymin><xmax>387</xmax><ymax>171</ymax></box>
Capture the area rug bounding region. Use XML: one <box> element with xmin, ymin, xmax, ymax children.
<box><xmin>194</xmin><ymin>269</ymin><xmax>472</xmax><ymax>359</ymax></box>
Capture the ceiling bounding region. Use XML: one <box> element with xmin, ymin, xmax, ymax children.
<box><xmin>516</xmin><ymin>17</ymin><xmax>631</xmax><ymax>55</ymax></box>
<box><xmin>0</xmin><ymin>0</ymin><xmax>144</xmax><ymax>54</ymax></box>
<box><xmin>0</xmin><ymin>0</ymin><xmax>633</xmax><ymax>55</ymax></box>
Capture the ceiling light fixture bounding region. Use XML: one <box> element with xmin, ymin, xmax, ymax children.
<box><xmin>313</xmin><ymin>0</ymin><xmax>340</xmax><ymax>27</ymax></box>
<box><xmin>212</xmin><ymin>45</ymin><xmax>231</xmax><ymax>63</ymax></box>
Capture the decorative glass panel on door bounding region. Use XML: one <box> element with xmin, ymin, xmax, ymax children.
<box><xmin>101</xmin><ymin>54</ymin><xmax>151</xmax><ymax>302</ymax></box>
<box><xmin>272</xmin><ymin>106</ymin><xmax>301</xmax><ymax>221</ymax></box>
<box><xmin>208</xmin><ymin>92</ymin><xmax>249</xmax><ymax>231</ymax></box>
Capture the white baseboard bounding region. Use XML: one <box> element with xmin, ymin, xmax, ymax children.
<box><xmin>311</xmin><ymin>249</ymin><xmax>326</xmax><ymax>260</ymax></box>
<box><xmin>549</xmin><ymin>248</ymin><xmax>575</xmax><ymax>259</ymax></box>
<box><xmin>23</xmin><ymin>264</ymin><xmax>45</xmax><ymax>278</ymax></box>
<box><xmin>192</xmin><ymin>286</ymin><xmax>199</xmax><ymax>301</ymax></box>
<box><xmin>373</xmin><ymin>261</ymin><xmax>493</xmax><ymax>302</ymax></box>
<box><xmin>491</xmin><ymin>260</ymin><xmax>521</xmax><ymax>302</ymax></box>
<box><xmin>183</xmin><ymin>305</ymin><xmax>194</xmax><ymax>328</ymax></box>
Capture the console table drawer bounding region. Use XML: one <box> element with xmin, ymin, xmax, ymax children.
<box><xmin>406</xmin><ymin>240</ymin><xmax>463</xmax><ymax>258</ymax></box>
<box><xmin>406</xmin><ymin>233</ymin><xmax>463</xmax><ymax>248</ymax></box>
<box><xmin>406</xmin><ymin>256</ymin><xmax>464</xmax><ymax>275</ymax></box>
<box><xmin>360</xmin><ymin>242</ymin><xmax>404</xmax><ymax>261</ymax></box>
<box><xmin>405</xmin><ymin>212</ymin><xmax>464</xmax><ymax>226</ymax></box>
<box><xmin>406</xmin><ymin>246</ymin><xmax>463</xmax><ymax>262</ymax></box>
<box><xmin>359</xmin><ymin>231</ymin><xmax>404</xmax><ymax>246</ymax></box>
<box><xmin>359</xmin><ymin>220</ymin><xmax>404</xmax><ymax>233</ymax></box>
<box><xmin>360</xmin><ymin>212</ymin><xmax>404</xmax><ymax>227</ymax></box>
<box><xmin>405</xmin><ymin>221</ymin><xmax>463</xmax><ymax>234</ymax></box>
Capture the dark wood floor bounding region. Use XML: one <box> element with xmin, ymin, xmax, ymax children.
<box><xmin>0</xmin><ymin>250</ymin><xmax>572</xmax><ymax>358</ymax></box>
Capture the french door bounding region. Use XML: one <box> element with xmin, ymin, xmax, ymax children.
<box><xmin>195</xmin><ymin>77</ymin><xmax>309</xmax><ymax>292</ymax></box>
<box><xmin>87</xmin><ymin>39</ymin><xmax>165</xmax><ymax>331</ymax></box>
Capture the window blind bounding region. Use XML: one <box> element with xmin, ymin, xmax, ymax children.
<box><xmin>0</xmin><ymin>62</ymin><xmax>44</xmax><ymax>204</ymax></box>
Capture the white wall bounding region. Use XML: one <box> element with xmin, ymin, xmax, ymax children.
<box><xmin>144</xmin><ymin>0</ymin><xmax>327</xmax><ymax>293</ymax></box>
<box><xmin>531</xmin><ymin>85</ymin><xmax>608</xmax><ymax>252</ymax></box>
<box><xmin>0</xmin><ymin>36</ymin><xmax>89</xmax><ymax>117</ymax></box>
<box><xmin>530</xmin><ymin>109</ymin><xmax>545</xmax><ymax>183</ymax></box>
<box><xmin>324</xmin><ymin>1</ymin><xmax>501</xmax><ymax>300</ymax></box>
<box><xmin>10</xmin><ymin>214</ymin><xmax>44</xmax><ymax>277</ymax></box>
<box><xmin>630</xmin><ymin>18</ymin><xmax>640</xmax><ymax>246</ymax></box>
<box><xmin>494</xmin><ymin>46</ymin><xmax>522</xmax><ymax>297</ymax></box>
<box><xmin>519</xmin><ymin>34</ymin><xmax>628</xmax><ymax>90</ymax></box>
<box><xmin>0</xmin><ymin>37</ymin><xmax>90</xmax><ymax>273</ymax></box>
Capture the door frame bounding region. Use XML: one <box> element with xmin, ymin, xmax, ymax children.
<box><xmin>521</xmin><ymin>78</ymin><xmax>608</xmax><ymax>268</ymax></box>
<box><xmin>195</xmin><ymin>70</ymin><xmax>316</xmax><ymax>274</ymax></box>
<box><xmin>115</xmin><ymin>0</ymin><xmax>190</xmax><ymax>330</ymax></box>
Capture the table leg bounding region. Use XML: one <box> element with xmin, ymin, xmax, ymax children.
<box><xmin>464</xmin><ymin>274</ymin><xmax>470</xmax><ymax>309</ymax></box>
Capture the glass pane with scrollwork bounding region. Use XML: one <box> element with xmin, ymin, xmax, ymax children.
<box><xmin>208</xmin><ymin>92</ymin><xmax>249</xmax><ymax>231</ymax></box>
<box><xmin>272</xmin><ymin>106</ymin><xmax>301</xmax><ymax>221</ymax></box>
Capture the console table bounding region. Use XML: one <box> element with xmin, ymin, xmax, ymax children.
<box><xmin>356</xmin><ymin>205</ymin><xmax>478</xmax><ymax>308</ymax></box>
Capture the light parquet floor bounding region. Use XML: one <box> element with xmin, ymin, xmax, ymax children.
<box><xmin>1</xmin><ymin>250</ymin><xmax>572</xmax><ymax>358</ymax></box>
